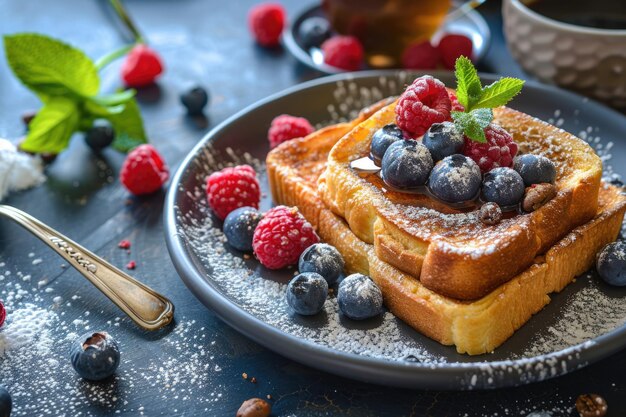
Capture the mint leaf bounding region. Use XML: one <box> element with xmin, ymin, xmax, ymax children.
<box><xmin>21</xmin><ymin>97</ymin><xmax>79</xmax><ymax>153</ymax></box>
<box><xmin>454</xmin><ymin>56</ymin><xmax>482</xmax><ymax>111</ymax></box>
<box><xmin>451</xmin><ymin>108</ymin><xmax>493</xmax><ymax>143</ymax></box>
<box><xmin>104</xmin><ymin>98</ymin><xmax>147</xmax><ymax>152</ymax></box>
<box><xmin>3</xmin><ymin>33</ymin><xmax>99</xmax><ymax>99</ymax></box>
<box><xmin>84</xmin><ymin>100</ymin><xmax>127</xmax><ymax>116</ymax></box>
<box><xmin>472</xmin><ymin>78</ymin><xmax>525</xmax><ymax>110</ymax></box>
<box><xmin>91</xmin><ymin>90</ymin><xmax>136</xmax><ymax>106</ymax></box>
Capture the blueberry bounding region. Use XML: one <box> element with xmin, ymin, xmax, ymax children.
<box><xmin>286</xmin><ymin>272</ymin><xmax>328</xmax><ymax>315</ymax></box>
<box><xmin>70</xmin><ymin>331</ymin><xmax>120</xmax><ymax>381</ymax></box>
<box><xmin>337</xmin><ymin>273</ymin><xmax>383</xmax><ymax>320</ymax></box>
<box><xmin>428</xmin><ymin>154</ymin><xmax>481</xmax><ymax>203</ymax></box>
<box><xmin>422</xmin><ymin>121</ymin><xmax>464</xmax><ymax>162</ymax></box>
<box><xmin>85</xmin><ymin>125</ymin><xmax>114</xmax><ymax>151</ymax></box>
<box><xmin>298</xmin><ymin>17</ymin><xmax>332</xmax><ymax>49</ymax></box>
<box><xmin>513</xmin><ymin>154</ymin><xmax>556</xmax><ymax>186</ymax></box>
<box><xmin>481</xmin><ymin>167</ymin><xmax>525</xmax><ymax>207</ymax></box>
<box><xmin>181</xmin><ymin>86</ymin><xmax>209</xmax><ymax>115</ymax></box>
<box><xmin>0</xmin><ymin>386</ymin><xmax>11</xmax><ymax>417</ymax></box>
<box><xmin>596</xmin><ymin>241</ymin><xmax>626</xmax><ymax>286</ymax></box>
<box><xmin>381</xmin><ymin>140</ymin><xmax>433</xmax><ymax>189</ymax></box>
<box><xmin>298</xmin><ymin>243</ymin><xmax>345</xmax><ymax>285</ymax></box>
<box><xmin>223</xmin><ymin>207</ymin><xmax>262</xmax><ymax>252</ymax></box>
<box><xmin>370</xmin><ymin>124</ymin><xmax>404</xmax><ymax>166</ymax></box>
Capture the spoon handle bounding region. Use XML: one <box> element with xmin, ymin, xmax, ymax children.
<box><xmin>0</xmin><ymin>205</ymin><xmax>174</xmax><ymax>330</ymax></box>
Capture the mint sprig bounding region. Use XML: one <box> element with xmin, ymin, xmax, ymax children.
<box><xmin>3</xmin><ymin>33</ymin><xmax>147</xmax><ymax>154</ymax></box>
<box><xmin>452</xmin><ymin>56</ymin><xmax>524</xmax><ymax>142</ymax></box>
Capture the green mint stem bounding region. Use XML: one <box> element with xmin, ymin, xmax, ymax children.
<box><xmin>109</xmin><ymin>0</ymin><xmax>144</xmax><ymax>44</ymax></box>
<box><xmin>95</xmin><ymin>44</ymin><xmax>134</xmax><ymax>70</ymax></box>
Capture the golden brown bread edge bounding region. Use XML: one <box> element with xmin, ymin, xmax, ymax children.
<box><xmin>266</xmin><ymin>109</ymin><xmax>626</xmax><ymax>355</ymax></box>
<box><xmin>319</xmin><ymin>100</ymin><xmax>603</xmax><ymax>300</ymax></box>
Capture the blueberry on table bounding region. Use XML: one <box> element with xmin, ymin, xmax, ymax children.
<box><xmin>337</xmin><ymin>273</ymin><xmax>383</xmax><ymax>320</ymax></box>
<box><xmin>286</xmin><ymin>272</ymin><xmax>328</xmax><ymax>315</ymax></box>
<box><xmin>370</xmin><ymin>124</ymin><xmax>403</xmax><ymax>166</ymax></box>
<box><xmin>298</xmin><ymin>16</ymin><xmax>332</xmax><ymax>49</ymax></box>
<box><xmin>381</xmin><ymin>140</ymin><xmax>433</xmax><ymax>189</ymax></box>
<box><xmin>428</xmin><ymin>154</ymin><xmax>481</xmax><ymax>203</ymax></box>
<box><xmin>596</xmin><ymin>241</ymin><xmax>626</xmax><ymax>286</ymax></box>
<box><xmin>422</xmin><ymin>121</ymin><xmax>464</xmax><ymax>162</ymax></box>
<box><xmin>181</xmin><ymin>86</ymin><xmax>210</xmax><ymax>115</ymax></box>
<box><xmin>513</xmin><ymin>154</ymin><xmax>556</xmax><ymax>186</ymax></box>
<box><xmin>70</xmin><ymin>331</ymin><xmax>120</xmax><ymax>381</ymax></box>
<box><xmin>85</xmin><ymin>125</ymin><xmax>114</xmax><ymax>151</ymax></box>
<box><xmin>223</xmin><ymin>207</ymin><xmax>263</xmax><ymax>252</ymax></box>
<box><xmin>0</xmin><ymin>386</ymin><xmax>11</xmax><ymax>417</ymax></box>
<box><xmin>298</xmin><ymin>243</ymin><xmax>345</xmax><ymax>285</ymax></box>
<box><xmin>481</xmin><ymin>167</ymin><xmax>525</xmax><ymax>207</ymax></box>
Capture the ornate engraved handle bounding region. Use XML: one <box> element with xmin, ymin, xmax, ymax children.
<box><xmin>0</xmin><ymin>205</ymin><xmax>174</xmax><ymax>330</ymax></box>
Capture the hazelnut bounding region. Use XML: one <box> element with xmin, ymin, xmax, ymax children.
<box><xmin>236</xmin><ymin>398</ymin><xmax>271</xmax><ymax>417</ymax></box>
<box><xmin>575</xmin><ymin>393</ymin><xmax>607</xmax><ymax>417</ymax></box>
<box><xmin>479</xmin><ymin>202</ymin><xmax>502</xmax><ymax>225</ymax></box>
<box><xmin>522</xmin><ymin>183</ymin><xmax>557</xmax><ymax>212</ymax></box>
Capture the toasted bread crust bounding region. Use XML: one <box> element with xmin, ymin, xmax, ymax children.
<box><xmin>266</xmin><ymin>111</ymin><xmax>626</xmax><ymax>355</ymax></box>
<box><xmin>320</xmin><ymin>100</ymin><xmax>603</xmax><ymax>299</ymax></box>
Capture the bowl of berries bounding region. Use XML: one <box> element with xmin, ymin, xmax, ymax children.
<box><xmin>283</xmin><ymin>2</ymin><xmax>490</xmax><ymax>73</ymax></box>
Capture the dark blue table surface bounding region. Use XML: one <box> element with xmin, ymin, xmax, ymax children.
<box><xmin>0</xmin><ymin>0</ymin><xmax>624</xmax><ymax>416</ymax></box>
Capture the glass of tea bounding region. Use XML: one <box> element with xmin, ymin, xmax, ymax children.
<box><xmin>322</xmin><ymin>0</ymin><xmax>452</xmax><ymax>68</ymax></box>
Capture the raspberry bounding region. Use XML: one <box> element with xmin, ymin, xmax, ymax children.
<box><xmin>248</xmin><ymin>3</ymin><xmax>286</xmax><ymax>47</ymax></box>
<box><xmin>401</xmin><ymin>41</ymin><xmax>440</xmax><ymax>70</ymax></box>
<box><xmin>463</xmin><ymin>123</ymin><xmax>518</xmax><ymax>173</ymax></box>
<box><xmin>268</xmin><ymin>114</ymin><xmax>314</xmax><ymax>148</ymax></box>
<box><xmin>395</xmin><ymin>76</ymin><xmax>451</xmax><ymax>138</ymax></box>
<box><xmin>120</xmin><ymin>145</ymin><xmax>169</xmax><ymax>195</ymax></box>
<box><xmin>121</xmin><ymin>44</ymin><xmax>164</xmax><ymax>88</ymax></box>
<box><xmin>126</xmin><ymin>261</ymin><xmax>136</xmax><ymax>270</ymax></box>
<box><xmin>321</xmin><ymin>36</ymin><xmax>364</xmax><ymax>71</ymax></box>
<box><xmin>206</xmin><ymin>165</ymin><xmax>261</xmax><ymax>220</ymax></box>
<box><xmin>437</xmin><ymin>34</ymin><xmax>473</xmax><ymax>70</ymax></box>
<box><xmin>448</xmin><ymin>90</ymin><xmax>465</xmax><ymax>112</ymax></box>
<box><xmin>118</xmin><ymin>240</ymin><xmax>131</xmax><ymax>249</ymax></box>
<box><xmin>252</xmin><ymin>206</ymin><xmax>319</xmax><ymax>269</ymax></box>
<box><xmin>0</xmin><ymin>300</ymin><xmax>5</xmax><ymax>328</ymax></box>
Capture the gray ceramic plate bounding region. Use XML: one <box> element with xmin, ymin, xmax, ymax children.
<box><xmin>283</xmin><ymin>4</ymin><xmax>491</xmax><ymax>74</ymax></box>
<box><xmin>164</xmin><ymin>71</ymin><xmax>626</xmax><ymax>390</ymax></box>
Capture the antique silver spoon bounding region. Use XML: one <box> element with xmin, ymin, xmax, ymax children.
<box><xmin>0</xmin><ymin>204</ymin><xmax>174</xmax><ymax>330</ymax></box>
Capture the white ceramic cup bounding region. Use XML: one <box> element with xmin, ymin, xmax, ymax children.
<box><xmin>502</xmin><ymin>0</ymin><xmax>626</xmax><ymax>108</ymax></box>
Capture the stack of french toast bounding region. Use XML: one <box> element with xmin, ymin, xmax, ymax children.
<box><xmin>266</xmin><ymin>68</ymin><xmax>626</xmax><ymax>355</ymax></box>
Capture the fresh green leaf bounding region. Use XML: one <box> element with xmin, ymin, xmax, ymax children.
<box><xmin>91</xmin><ymin>89</ymin><xmax>136</xmax><ymax>107</ymax></box>
<box><xmin>454</xmin><ymin>56</ymin><xmax>482</xmax><ymax>111</ymax></box>
<box><xmin>3</xmin><ymin>33</ymin><xmax>99</xmax><ymax>98</ymax></box>
<box><xmin>451</xmin><ymin>108</ymin><xmax>493</xmax><ymax>144</ymax></box>
<box><xmin>84</xmin><ymin>100</ymin><xmax>127</xmax><ymax>117</ymax></box>
<box><xmin>104</xmin><ymin>98</ymin><xmax>147</xmax><ymax>152</ymax></box>
<box><xmin>21</xmin><ymin>97</ymin><xmax>79</xmax><ymax>153</ymax></box>
<box><xmin>471</xmin><ymin>108</ymin><xmax>493</xmax><ymax>129</ymax></box>
<box><xmin>472</xmin><ymin>78</ymin><xmax>525</xmax><ymax>110</ymax></box>
<box><xmin>94</xmin><ymin>44</ymin><xmax>134</xmax><ymax>70</ymax></box>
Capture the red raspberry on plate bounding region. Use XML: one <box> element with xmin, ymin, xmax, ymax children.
<box><xmin>0</xmin><ymin>300</ymin><xmax>5</xmax><ymax>328</ymax></box>
<box><xmin>395</xmin><ymin>75</ymin><xmax>451</xmax><ymax>138</ymax></box>
<box><xmin>401</xmin><ymin>41</ymin><xmax>440</xmax><ymax>70</ymax></box>
<box><xmin>321</xmin><ymin>36</ymin><xmax>364</xmax><ymax>71</ymax></box>
<box><xmin>448</xmin><ymin>90</ymin><xmax>465</xmax><ymax>112</ymax></box>
<box><xmin>206</xmin><ymin>165</ymin><xmax>261</xmax><ymax>220</ymax></box>
<box><xmin>248</xmin><ymin>3</ymin><xmax>286</xmax><ymax>47</ymax></box>
<box><xmin>437</xmin><ymin>34</ymin><xmax>473</xmax><ymax>70</ymax></box>
<box><xmin>268</xmin><ymin>114</ymin><xmax>314</xmax><ymax>148</ymax></box>
<box><xmin>463</xmin><ymin>123</ymin><xmax>518</xmax><ymax>173</ymax></box>
<box><xmin>120</xmin><ymin>144</ymin><xmax>169</xmax><ymax>196</ymax></box>
<box><xmin>121</xmin><ymin>44</ymin><xmax>164</xmax><ymax>88</ymax></box>
<box><xmin>252</xmin><ymin>206</ymin><xmax>319</xmax><ymax>269</ymax></box>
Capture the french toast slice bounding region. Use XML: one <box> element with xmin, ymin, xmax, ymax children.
<box><xmin>319</xmin><ymin>100</ymin><xmax>603</xmax><ymax>300</ymax></box>
<box><xmin>267</xmin><ymin>110</ymin><xmax>626</xmax><ymax>355</ymax></box>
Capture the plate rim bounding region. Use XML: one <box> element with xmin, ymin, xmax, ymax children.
<box><xmin>164</xmin><ymin>70</ymin><xmax>626</xmax><ymax>390</ymax></box>
<box><xmin>283</xmin><ymin>3</ymin><xmax>492</xmax><ymax>75</ymax></box>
